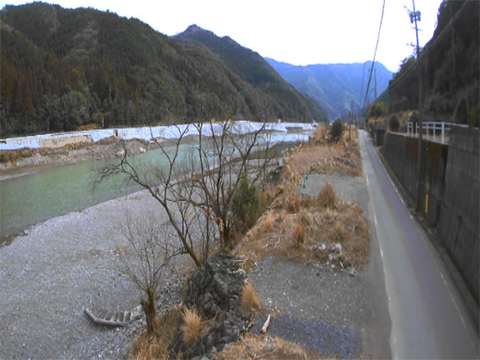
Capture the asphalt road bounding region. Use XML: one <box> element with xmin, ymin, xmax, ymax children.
<box><xmin>359</xmin><ymin>130</ymin><xmax>479</xmax><ymax>359</ymax></box>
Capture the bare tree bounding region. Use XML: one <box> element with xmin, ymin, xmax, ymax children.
<box><xmin>96</xmin><ymin>120</ymin><xmax>274</xmax><ymax>268</ymax></box>
<box><xmin>115</xmin><ymin>212</ymin><xmax>180</xmax><ymax>334</ymax></box>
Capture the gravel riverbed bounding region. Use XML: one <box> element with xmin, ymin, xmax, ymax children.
<box><xmin>0</xmin><ymin>190</ymin><xmax>186</xmax><ymax>360</ymax></box>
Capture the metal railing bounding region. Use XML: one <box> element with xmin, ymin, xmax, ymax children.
<box><xmin>407</xmin><ymin>122</ymin><xmax>468</xmax><ymax>144</ymax></box>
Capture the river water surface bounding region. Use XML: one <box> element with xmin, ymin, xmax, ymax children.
<box><xmin>1</xmin><ymin>131</ymin><xmax>310</xmax><ymax>239</ymax></box>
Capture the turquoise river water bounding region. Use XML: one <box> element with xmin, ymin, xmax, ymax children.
<box><xmin>0</xmin><ymin>132</ymin><xmax>309</xmax><ymax>239</ymax></box>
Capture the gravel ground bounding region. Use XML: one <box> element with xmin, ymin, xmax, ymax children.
<box><xmin>0</xmin><ymin>190</ymin><xmax>186</xmax><ymax>360</ymax></box>
<box><xmin>249</xmin><ymin>174</ymin><xmax>392</xmax><ymax>359</ymax></box>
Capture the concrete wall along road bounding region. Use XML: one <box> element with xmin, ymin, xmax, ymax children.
<box><xmin>381</xmin><ymin>133</ymin><xmax>421</xmax><ymax>201</ymax></box>
<box><xmin>436</xmin><ymin>127</ymin><xmax>479</xmax><ymax>300</ymax></box>
<box><xmin>381</xmin><ymin>129</ymin><xmax>479</xmax><ymax>302</ymax></box>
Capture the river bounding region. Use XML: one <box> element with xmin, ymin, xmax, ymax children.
<box><xmin>0</xmin><ymin>131</ymin><xmax>310</xmax><ymax>240</ymax></box>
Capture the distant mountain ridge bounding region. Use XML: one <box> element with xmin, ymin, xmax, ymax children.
<box><xmin>0</xmin><ymin>4</ymin><xmax>326</xmax><ymax>138</ymax></box>
<box><xmin>174</xmin><ymin>25</ymin><xmax>328</xmax><ymax>121</ymax></box>
<box><xmin>266</xmin><ymin>58</ymin><xmax>393</xmax><ymax>120</ymax></box>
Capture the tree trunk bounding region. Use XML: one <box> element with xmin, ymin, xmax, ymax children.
<box><xmin>141</xmin><ymin>287</ymin><xmax>156</xmax><ymax>334</ymax></box>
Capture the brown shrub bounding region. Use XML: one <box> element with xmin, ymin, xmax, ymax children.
<box><xmin>317</xmin><ymin>182</ymin><xmax>338</xmax><ymax>209</ymax></box>
<box><xmin>331</xmin><ymin>223</ymin><xmax>347</xmax><ymax>242</ymax></box>
<box><xmin>241</xmin><ymin>281</ymin><xmax>261</xmax><ymax>314</ymax></box>
<box><xmin>130</xmin><ymin>307</ymin><xmax>181</xmax><ymax>360</ymax></box>
<box><xmin>285</xmin><ymin>193</ymin><xmax>302</xmax><ymax>214</ymax></box>
<box><xmin>212</xmin><ymin>332</ymin><xmax>322</xmax><ymax>360</ymax></box>
<box><xmin>181</xmin><ymin>307</ymin><xmax>203</xmax><ymax>346</ymax></box>
<box><xmin>293</xmin><ymin>222</ymin><xmax>306</xmax><ymax>245</ymax></box>
<box><xmin>261</xmin><ymin>211</ymin><xmax>275</xmax><ymax>232</ymax></box>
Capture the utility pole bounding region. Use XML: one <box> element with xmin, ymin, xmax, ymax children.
<box><xmin>374</xmin><ymin>68</ymin><xmax>377</xmax><ymax>137</ymax></box>
<box><xmin>410</xmin><ymin>0</ymin><xmax>425</xmax><ymax>212</ymax></box>
<box><xmin>349</xmin><ymin>100</ymin><xmax>353</xmax><ymax>152</ymax></box>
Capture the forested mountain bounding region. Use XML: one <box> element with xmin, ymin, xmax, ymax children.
<box><xmin>0</xmin><ymin>3</ymin><xmax>327</xmax><ymax>138</ymax></box>
<box><xmin>174</xmin><ymin>25</ymin><xmax>327</xmax><ymax>122</ymax></box>
<box><xmin>266</xmin><ymin>58</ymin><xmax>393</xmax><ymax>120</ymax></box>
<box><xmin>388</xmin><ymin>0</ymin><xmax>479</xmax><ymax>124</ymax></box>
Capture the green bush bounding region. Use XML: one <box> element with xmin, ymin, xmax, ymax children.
<box><xmin>389</xmin><ymin>115</ymin><xmax>400</xmax><ymax>131</ymax></box>
<box><xmin>231</xmin><ymin>176</ymin><xmax>259</xmax><ymax>235</ymax></box>
<box><xmin>330</xmin><ymin>119</ymin><xmax>343</xmax><ymax>142</ymax></box>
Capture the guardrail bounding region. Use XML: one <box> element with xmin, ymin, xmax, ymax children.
<box><xmin>407</xmin><ymin>122</ymin><xmax>468</xmax><ymax>144</ymax></box>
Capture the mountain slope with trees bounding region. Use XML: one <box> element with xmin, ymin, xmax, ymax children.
<box><xmin>174</xmin><ymin>25</ymin><xmax>328</xmax><ymax>122</ymax></box>
<box><xmin>388</xmin><ymin>0</ymin><xmax>479</xmax><ymax>125</ymax></box>
<box><xmin>266</xmin><ymin>58</ymin><xmax>393</xmax><ymax>120</ymax></box>
<box><xmin>0</xmin><ymin>3</ymin><xmax>327</xmax><ymax>137</ymax></box>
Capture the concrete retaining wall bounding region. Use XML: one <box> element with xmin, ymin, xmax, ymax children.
<box><xmin>436</xmin><ymin>127</ymin><xmax>479</xmax><ymax>300</ymax></box>
<box><xmin>382</xmin><ymin>130</ymin><xmax>479</xmax><ymax>301</ymax></box>
<box><xmin>381</xmin><ymin>133</ymin><xmax>420</xmax><ymax>201</ymax></box>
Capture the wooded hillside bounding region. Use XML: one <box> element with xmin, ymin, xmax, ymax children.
<box><xmin>388</xmin><ymin>0</ymin><xmax>479</xmax><ymax>125</ymax></box>
<box><xmin>0</xmin><ymin>3</ymin><xmax>327</xmax><ymax>137</ymax></box>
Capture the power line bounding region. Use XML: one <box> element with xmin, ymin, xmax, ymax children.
<box><xmin>363</xmin><ymin>0</ymin><xmax>387</xmax><ymax>110</ymax></box>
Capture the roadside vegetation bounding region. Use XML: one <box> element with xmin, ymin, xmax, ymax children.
<box><xmin>236</xmin><ymin>123</ymin><xmax>368</xmax><ymax>271</ymax></box>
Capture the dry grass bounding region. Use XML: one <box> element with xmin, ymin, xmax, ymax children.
<box><xmin>284</xmin><ymin>126</ymin><xmax>362</xmax><ymax>178</ymax></box>
<box><xmin>239</xmin><ymin>197</ymin><xmax>370</xmax><ymax>270</ymax></box>
<box><xmin>236</xmin><ymin>129</ymin><xmax>370</xmax><ymax>270</ymax></box>
<box><xmin>181</xmin><ymin>307</ymin><xmax>203</xmax><ymax>346</ymax></box>
<box><xmin>293</xmin><ymin>221</ymin><xmax>306</xmax><ymax>245</ymax></box>
<box><xmin>260</xmin><ymin>211</ymin><xmax>275</xmax><ymax>232</ymax></box>
<box><xmin>240</xmin><ymin>281</ymin><xmax>262</xmax><ymax>315</ymax></box>
<box><xmin>285</xmin><ymin>192</ymin><xmax>302</xmax><ymax>214</ymax></box>
<box><xmin>212</xmin><ymin>332</ymin><xmax>327</xmax><ymax>360</ymax></box>
<box><xmin>317</xmin><ymin>182</ymin><xmax>338</xmax><ymax>209</ymax></box>
<box><xmin>130</xmin><ymin>307</ymin><xmax>182</xmax><ymax>360</ymax></box>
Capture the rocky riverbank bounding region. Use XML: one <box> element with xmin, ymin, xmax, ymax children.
<box><xmin>0</xmin><ymin>136</ymin><xmax>202</xmax><ymax>181</ymax></box>
<box><xmin>0</xmin><ymin>138</ymin><xmax>136</xmax><ymax>177</ymax></box>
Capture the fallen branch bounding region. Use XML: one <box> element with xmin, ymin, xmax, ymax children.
<box><xmin>261</xmin><ymin>314</ymin><xmax>271</xmax><ymax>333</ymax></box>
<box><xmin>84</xmin><ymin>307</ymin><xmax>133</xmax><ymax>327</ymax></box>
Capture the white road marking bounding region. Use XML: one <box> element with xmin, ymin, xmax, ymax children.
<box><xmin>421</xmin><ymin>236</ymin><xmax>471</xmax><ymax>336</ymax></box>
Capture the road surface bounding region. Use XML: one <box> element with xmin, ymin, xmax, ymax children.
<box><xmin>359</xmin><ymin>130</ymin><xmax>479</xmax><ymax>359</ymax></box>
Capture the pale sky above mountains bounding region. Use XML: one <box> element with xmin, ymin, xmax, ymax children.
<box><xmin>1</xmin><ymin>0</ymin><xmax>444</xmax><ymax>72</ymax></box>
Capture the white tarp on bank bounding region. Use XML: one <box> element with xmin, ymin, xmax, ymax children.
<box><xmin>1</xmin><ymin>120</ymin><xmax>315</xmax><ymax>150</ymax></box>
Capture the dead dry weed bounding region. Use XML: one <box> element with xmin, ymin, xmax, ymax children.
<box><xmin>317</xmin><ymin>182</ymin><xmax>338</xmax><ymax>209</ymax></box>
<box><xmin>181</xmin><ymin>307</ymin><xmax>204</xmax><ymax>346</ymax></box>
<box><xmin>130</xmin><ymin>307</ymin><xmax>181</xmax><ymax>360</ymax></box>
<box><xmin>241</xmin><ymin>281</ymin><xmax>262</xmax><ymax>315</ymax></box>
<box><xmin>284</xmin><ymin>125</ymin><xmax>362</xmax><ymax>178</ymax></box>
<box><xmin>212</xmin><ymin>332</ymin><xmax>327</xmax><ymax>360</ymax></box>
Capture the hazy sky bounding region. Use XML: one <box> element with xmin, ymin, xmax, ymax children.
<box><xmin>1</xmin><ymin>0</ymin><xmax>444</xmax><ymax>72</ymax></box>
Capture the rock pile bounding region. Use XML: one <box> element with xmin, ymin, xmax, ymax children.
<box><xmin>169</xmin><ymin>254</ymin><xmax>248</xmax><ymax>358</ymax></box>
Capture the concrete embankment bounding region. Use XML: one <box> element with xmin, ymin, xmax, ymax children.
<box><xmin>381</xmin><ymin>128</ymin><xmax>479</xmax><ymax>303</ymax></box>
